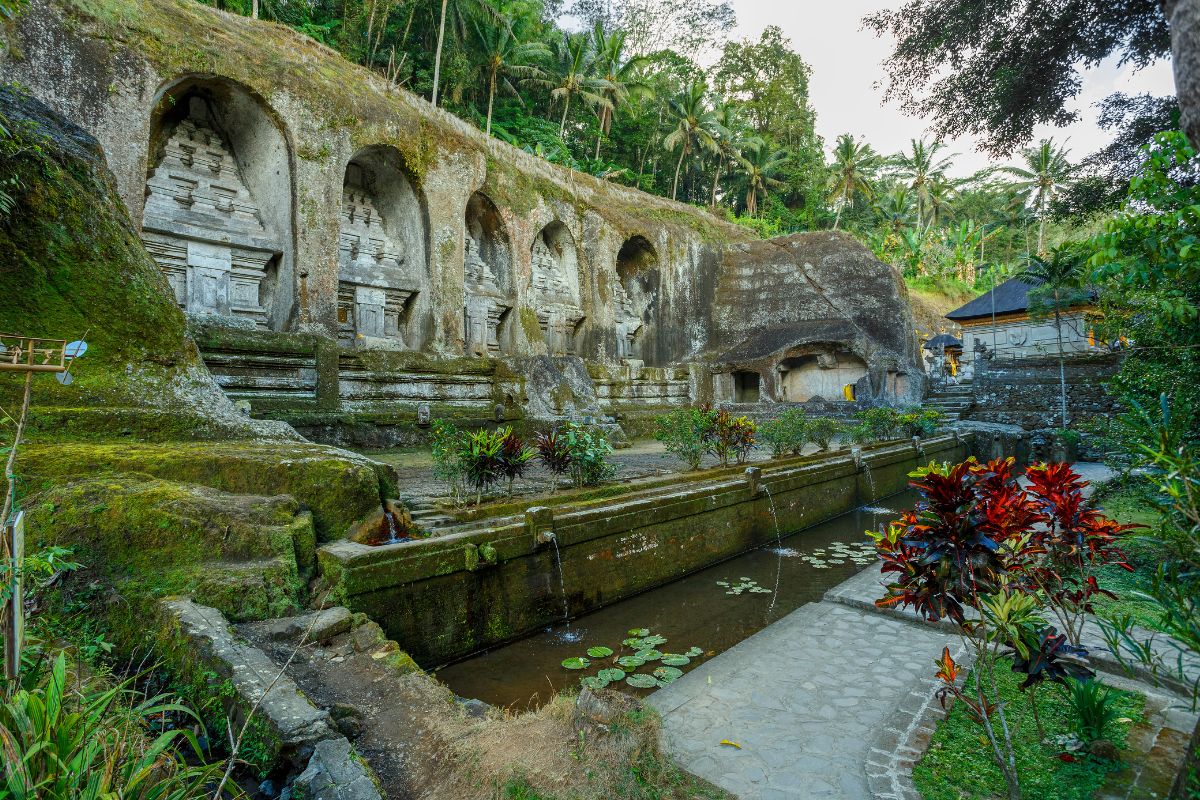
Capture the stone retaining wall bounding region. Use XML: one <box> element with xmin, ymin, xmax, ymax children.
<box><xmin>970</xmin><ymin>353</ymin><xmax>1121</xmax><ymax>429</ymax></box>
<box><xmin>318</xmin><ymin>434</ymin><xmax>969</xmax><ymax>665</ymax></box>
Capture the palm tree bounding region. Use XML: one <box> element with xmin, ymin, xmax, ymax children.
<box><xmin>531</xmin><ymin>32</ymin><xmax>608</xmax><ymax>138</ymax></box>
<box><xmin>708</xmin><ymin>101</ymin><xmax>749</xmax><ymax>208</ymax></box>
<box><xmin>893</xmin><ymin>138</ymin><xmax>956</xmax><ymax>227</ymax></box>
<box><xmin>1022</xmin><ymin>245</ymin><xmax>1088</xmax><ymax>427</ymax></box>
<box><xmin>663</xmin><ymin>81</ymin><xmax>720</xmax><ymax>201</ymax></box>
<box><xmin>924</xmin><ymin>174</ymin><xmax>958</xmax><ymax>230</ymax></box>
<box><xmin>1002</xmin><ymin>139</ymin><xmax>1076</xmax><ymax>255</ymax></box>
<box><xmin>589</xmin><ymin>23</ymin><xmax>651</xmax><ymax>160</ymax></box>
<box><xmin>473</xmin><ymin>16</ymin><xmax>546</xmax><ymax>137</ymax></box>
<box><xmin>431</xmin><ymin>0</ymin><xmax>496</xmax><ymax>108</ymax></box>
<box><xmin>875</xmin><ymin>184</ymin><xmax>913</xmax><ymax>234</ymax></box>
<box><xmin>827</xmin><ymin>134</ymin><xmax>879</xmax><ymax>230</ymax></box>
<box><xmin>736</xmin><ymin>140</ymin><xmax>788</xmax><ymax>218</ymax></box>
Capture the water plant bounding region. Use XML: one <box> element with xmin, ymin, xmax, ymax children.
<box><xmin>563</xmin><ymin>627</ymin><xmax>704</xmax><ymax>691</ymax></box>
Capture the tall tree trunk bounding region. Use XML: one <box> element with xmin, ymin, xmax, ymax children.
<box><xmin>1054</xmin><ymin>295</ymin><xmax>1068</xmax><ymax>428</ymax></box>
<box><xmin>486</xmin><ymin>71</ymin><xmax>496</xmax><ymax>137</ymax></box>
<box><xmin>559</xmin><ymin>95</ymin><xmax>571</xmax><ymax>137</ymax></box>
<box><xmin>709</xmin><ymin>155</ymin><xmax>723</xmax><ymax>208</ymax></box>
<box><xmin>432</xmin><ymin>0</ymin><xmax>449</xmax><ymax>107</ymax></box>
<box><xmin>1163</xmin><ymin>0</ymin><xmax>1200</xmax><ymax>149</ymax></box>
<box><xmin>1037</xmin><ymin>216</ymin><xmax>1046</xmax><ymax>255</ymax></box>
<box><xmin>832</xmin><ymin>192</ymin><xmax>844</xmax><ymax>230</ymax></box>
<box><xmin>672</xmin><ymin>145</ymin><xmax>686</xmax><ymax>200</ymax></box>
<box><xmin>251</xmin><ymin>0</ymin><xmax>259</xmax><ymax>18</ymax></box>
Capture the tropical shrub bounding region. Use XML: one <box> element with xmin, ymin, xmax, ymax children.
<box><xmin>758</xmin><ymin>408</ymin><xmax>808</xmax><ymax>458</ymax></box>
<box><xmin>430</xmin><ymin>419</ymin><xmax>468</xmax><ymax>498</ymax></box>
<box><xmin>871</xmin><ymin>458</ymin><xmax>1130</xmax><ymax>799</ymax></box>
<box><xmin>654</xmin><ymin>408</ymin><xmax>714</xmax><ymax>470</ymax></box>
<box><xmin>534</xmin><ymin>427</ymin><xmax>573</xmax><ymax>492</ymax></box>
<box><xmin>462</xmin><ymin>428</ymin><xmax>508</xmax><ymax>505</ymax></box>
<box><xmin>497</xmin><ymin>429</ymin><xmax>534</xmax><ymax>498</ymax></box>
<box><xmin>1066</xmin><ymin>677</ymin><xmax>1122</xmax><ymax>742</ymax></box>
<box><xmin>561</xmin><ymin>422</ymin><xmax>615</xmax><ymax>488</ymax></box>
<box><xmin>707</xmin><ymin>409</ymin><xmax>757</xmax><ymax>467</ymax></box>
<box><xmin>853</xmin><ymin>406</ymin><xmax>903</xmax><ymax>442</ymax></box>
<box><xmin>897</xmin><ymin>407</ymin><xmax>945</xmax><ymax>438</ymax></box>
<box><xmin>805</xmin><ymin>417</ymin><xmax>842</xmax><ymax>451</ymax></box>
<box><xmin>1</xmin><ymin>653</ymin><xmax>224</xmax><ymax>799</ymax></box>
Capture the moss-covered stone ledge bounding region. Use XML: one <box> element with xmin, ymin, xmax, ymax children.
<box><xmin>17</xmin><ymin>440</ymin><xmax>395</xmax><ymax>541</ymax></box>
<box><xmin>319</xmin><ymin>434</ymin><xmax>970</xmax><ymax>665</ymax></box>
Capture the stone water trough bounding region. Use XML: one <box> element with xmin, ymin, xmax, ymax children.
<box><xmin>319</xmin><ymin>434</ymin><xmax>970</xmax><ymax>665</ymax></box>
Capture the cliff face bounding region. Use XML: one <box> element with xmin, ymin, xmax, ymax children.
<box><xmin>1</xmin><ymin>0</ymin><xmax>921</xmax><ymax>421</ymax></box>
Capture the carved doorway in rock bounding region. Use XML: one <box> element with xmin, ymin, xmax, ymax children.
<box><xmin>338</xmin><ymin>146</ymin><xmax>430</xmax><ymax>350</ymax></box>
<box><xmin>778</xmin><ymin>349</ymin><xmax>868</xmax><ymax>402</ymax></box>
<box><xmin>531</xmin><ymin>221</ymin><xmax>584</xmax><ymax>356</ymax></box>
<box><xmin>464</xmin><ymin>192</ymin><xmax>514</xmax><ymax>356</ymax></box>
<box><xmin>615</xmin><ymin>235</ymin><xmax>660</xmax><ymax>365</ymax></box>
<box><xmin>144</xmin><ymin>78</ymin><xmax>294</xmax><ymax>330</ymax></box>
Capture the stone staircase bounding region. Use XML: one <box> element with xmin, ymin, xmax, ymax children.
<box><xmin>399</xmin><ymin>494</ymin><xmax>455</xmax><ymax>533</ymax></box>
<box><xmin>924</xmin><ymin>381</ymin><xmax>974</xmax><ymax>421</ymax></box>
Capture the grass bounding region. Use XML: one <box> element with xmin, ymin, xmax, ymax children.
<box><xmin>1090</xmin><ymin>488</ymin><xmax>1173</xmax><ymax>633</ymax></box>
<box><xmin>913</xmin><ymin>658</ymin><xmax>1144</xmax><ymax>800</ymax></box>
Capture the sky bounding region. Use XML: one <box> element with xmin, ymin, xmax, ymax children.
<box><xmin>726</xmin><ymin>0</ymin><xmax>1177</xmax><ymax>176</ymax></box>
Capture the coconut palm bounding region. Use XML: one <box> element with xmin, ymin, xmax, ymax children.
<box><xmin>827</xmin><ymin>134</ymin><xmax>880</xmax><ymax>230</ymax></box>
<box><xmin>924</xmin><ymin>174</ymin><xmax>958</xmax><ymax>229</ymax></box>
<box><xmin>1023</xmin><ymin>245</ymin><xmax>1089</xmax><ymax>427</ymax></box>
<box><xmin>1002</xmin><ymin>138</ymin><xmax>1076</xmax><ymax>255</ymax></box>
<box><xmin>893</xmin><ymin>138</ymin><xmax>956</xmax><ymax>227</ymax></box>
<box><xmin>663</xmin><ymin>80</ymin><xmax>721</xmax><ymax>201</ymax></box>
<box><xmin>473</xmin><ymin>17</ymin><xmax>547</xmax><ymax>137</ymax></box>
<box><xmin>431</xmin><ymin>0</ymin><xmax>496</xmax><ymax>107</ymax></box>
<box><xmin>875</xmin><ymin>185</ymin><xmax>914</xmax><ymax>234</ymax></box>
<box><xmin>530</xmin><ymin>31</ymin><xmax>608</xmax><ymax>138</ymax></box>
<box><xmin>589</xmin><ymin>22</ymin><xmax>651</xmax><ymax>160</ymax></box>
<box><xmin>736</xmin><ymin>140</ymin><xmax>788</xmax><ymax>218</ymax></box>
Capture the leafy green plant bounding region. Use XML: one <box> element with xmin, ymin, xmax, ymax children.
<box><xmin>561</xmin><ymin>422</ymin><xmax>614</xmax><ymax>488</ymax></box>
<box><xmin>897</xmin><ymin>407</ymin><xmax>946</xmax><ymax>438</ymax></box>
<box><xmin>430</xmin><ymin>419</ymin><xmax>468</xmax><ymax>499</ymax></box>
<box><xmin>653</xmin><ymin>408</ymin><xmax>713</xmax><ymax>470</ymax></box>
<box><xmin>462</xmin><ymin>428</ymin><xmax>507</xmax><ymax>505</ymax></box>
<box><xmin>534</xmin><ymin>427</ymin><xmax>572</xmax><ymax>492</ymax></box>
<box><xmin>497</xmin><ymin>429</ymin><xmax>534</xmax><ymax>498</ymax></box>
<box><xmin>0</xmin><ymin>653</ymin><xmax>226</xmax><ymax>799</ymax></box>
<box><xmin>1065</xmin><ymin>678</ymin><xmax>1122</xmax><ymax>742</ymax></box>
<box><xmin>758</xmin><ymin>407</ymin><xmax>808</xmax><ymax>458</ymax></box>
<box><xmin>853</xmin><ymin>406</ymin><xmax>902</xmax><ymax>442</ymax></box>
<box><xmin>805</xmin><ymin>417</ymin><xmax>842</xmax><ymax>451</ymax></box>
<box><xmin>706</xmin><ymin>409</ymin><xmax>756</xmax><ymax>467</ymax></box>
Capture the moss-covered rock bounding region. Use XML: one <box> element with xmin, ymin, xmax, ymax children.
<box><xmin>25</xmin><ymin>475</ymin><xmax>311</xmax><ymax>620</ymax></box>
<box><xmin>18</xmin><ymin>440</ymin><xmax>394</xmax><ymax>541</ymax></box>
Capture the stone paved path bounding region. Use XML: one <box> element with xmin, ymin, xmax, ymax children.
<box><xmin>650</xmin><ymin>599</ymin><xmax>956</xmax><ymax>799</ymax></box>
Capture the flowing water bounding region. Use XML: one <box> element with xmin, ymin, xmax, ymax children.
<box><xmin>548</xmin><ymin>537</ymin><xmax>583</xmax><ymax>643</ymax></box>
<box><xmin>434</xmin><ymin>489</ymin><xmax>916</xmax><ymax>710</ymax></box>
<box><xmin>861</xmin><ymin>462</ymin><xmax>877</xmax><ymax>504</ymax></box>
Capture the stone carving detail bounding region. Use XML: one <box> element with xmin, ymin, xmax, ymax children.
<box><xmin>337</xmin><ymin>178</ymin><xmax>418</xmax><ymax>347</ymax></box>
<box><xmin>614</xmin><ymin>281</ymin><xmax>643</xmax><ymax>361</ymax></box>
<box><xmin>531</xmin><ymin>232</ymin><xmax>584</xmax><ymax>356</ymax></box>
<box><xmin>464</xmin><ymin>234</ymin><xmax>510</xmax><ymax>356</ymax></box>
<box><xmin>141</xmin><ymin>99</ymin><xmax>280</xmax><ymax>327</ymax></box>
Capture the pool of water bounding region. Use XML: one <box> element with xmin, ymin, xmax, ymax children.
<box><xmin>433</xmin><ymin>489</ymin><xmax>915</xmax><ymax>710</ymax></box>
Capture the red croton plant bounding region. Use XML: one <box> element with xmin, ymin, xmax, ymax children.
<box><xmin>870</xmin><ymin>457</ymin><xmax>1138</xmax><ymax>800</ymax></box>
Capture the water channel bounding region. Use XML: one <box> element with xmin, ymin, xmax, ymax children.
<box><xmin>434</xmin><ymin>489</ymin><xmax>915</xmax><ymax>710</ymax></box>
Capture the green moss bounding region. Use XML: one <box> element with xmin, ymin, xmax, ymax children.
<box><xmin>519</xmin><ymin>308</ymin><xmax>543</xmax><ymax>345</ymax></box>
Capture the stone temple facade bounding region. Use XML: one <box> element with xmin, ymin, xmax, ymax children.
<box><xmin>4</xmin><ymin>0</ymin><xmax>926</xmax><ymax>442</ymax></box>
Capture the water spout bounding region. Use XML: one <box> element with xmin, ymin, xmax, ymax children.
<box><xmin>536</xmin><ymin>529</ymin><xmax>557</xmax><ymax>545</ymax></box>
<box><xmin>547</xmin><ymin>534</ymin><xmax>581</xmax><ymax>643</ymax></box>
<box><xmin>912</xmin><ymin>436</ymin><xmax>926</xmax><ymax>459</ymax></box>
<box><xmin>851</xmin><ymin>447</ymin><xmax>863</xmax><ymax>470</ymax></box>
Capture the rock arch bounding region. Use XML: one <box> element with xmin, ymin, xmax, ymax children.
<box><xmin>614</xmin><ymin>234</ymin><xmax>660</xmax><ymax>364</ymax></box>
<box><xmin>463</xmin><ymin>192</ymin><xmax>514</xmax><ymax>356</ymax></box>
<box><xmin>142</xmin><ymin>77</ymin><xmax>294</xmax><ymax>330</ymax></box>
<box><xmin>777</xmin><ymin>346</ymin><xmax>868</xmax><ymax>402</ymax></box>
<box><xmin>531</xmin><ymin>221</ymin><xmax>584</xmax><ymax>356</ymax></box>
<box><xmin>338</xmin><ymin>146</ymin><xmax>430</xmax><ymax>349</ymax></box>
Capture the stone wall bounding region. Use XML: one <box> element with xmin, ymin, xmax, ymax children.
<box><xmin>969</xmin><ymin>353</ymin><xmax>1121</xmax><ymax>429</ymax></box>
<box><xmin>319</xmin><ymin>435</ymin><xmax>968</xmax><ymax>665</ymax></box>
<box><xmin>2</xmin><ymin>0</ymin><xmax>923</xmax><ymax>433</ymax></box>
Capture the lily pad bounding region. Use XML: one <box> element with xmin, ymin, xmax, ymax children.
<box><xmin>685</xmin><ymin>647</ymin><xmax>703</xmax><ymax>658</ymax></box>
<box><xmin>641</xmin><ymin>634</ymin><xmax>668</xmax><ymax>647</ymax></box>
<box><xmin>660</xmin><ymin>654</ymin><xmax>690</xmax><ymax>666</ymax></box>
<box><xmin>622</xmin><ymin>637</ymin><xmax>646</xmax><ymax>649</ymax></box>
<box><xmin>587</xmin><ymin>646</ymin><xmax>614</xmax><ymax>658</ymax></box>
<box><xmin>653</xmin><ymin>666</ymin><xmax>683</xmax><ymax>684</ymax></box>
<box><xmin>561</xmin><ymin>657</ymin><xmax>590</xmax><ymax>670</ymax></box>
<box><xmin>597</xmin><ymin>668</ymin><xmax>626</xmax><ymax>683</ymax></box>
<box><xmin>625</xmin><ymin>673</ymin><xmax>659</xmax><ymax>689</ymax></box>
<box><xmin>627</xmin><ymin>628</ymin><xmax>649</xmax><ymax>637</ymax></box>
<box><xmin>634</xmin><ymin>648</ymin><xmax>663</xmax><ymax>661</ymax></box>
<box><xmin>617</xmin><ymin>656</ymin><xmax>646</xmax><ymax>669</ymax></box>
<box><xmin>580</xmin><ymin>675</ymin><xmax>609</xmax><ymax>690</ymax></box>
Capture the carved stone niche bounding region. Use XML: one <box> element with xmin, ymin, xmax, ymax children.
<box><xmin>141</xmin><ymin>98</ymin><xmax>281</xmax><ymax>328</ymax></box>
<box><xmin>337</xmin><ymin>168</ymin><xmax>419</xmax><ymax>349</ymax></box>
<box><xmin>531</xmin><ymin>226</ymin><xmax>584</xmax><ymax>356</ymax></box>
<box><xmin>463</xmin><ymin>234</ymin><xmax>510</xmax><ymax>357</ymax></box>
<box><xmin>613</xmin><ymin>281</ymin><xmax>643</xmax><ymax>362</ymax></box>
